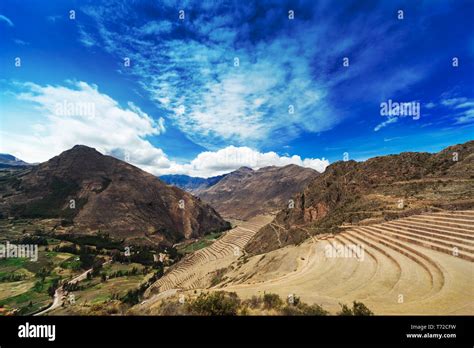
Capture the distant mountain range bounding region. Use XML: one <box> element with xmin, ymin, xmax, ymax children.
<box><xmin>161</xmin><ymin>165</ymin><xmax>319</xmax><ymax>220</ymax></box>
<box><xmin>196</xmin><ymin>165</ymin><xmax>319</xmax><ymax>219</ymax></box>
<box><xmin>0</xmin><ymin>145</ymin><xmax>230</xmax><ymax>246</ymax></box>
<box><xmin>3</xmin><ymin>141</ymin><xmax>472</xmax><ymax>255</ymax></box>
<box><xmin>246</xmin><ymin>140</ymin><xmax>474</xmax><ymax>255</ymax></box>
<box><xmin>0</xmin><ymin>154</ymin><xmax>31</xmax><ymax>168</ymax></box>
<box><xmin>160</xmin><ymin>174</ymin><xmax>226</xmax><ymax>193</ymax></box>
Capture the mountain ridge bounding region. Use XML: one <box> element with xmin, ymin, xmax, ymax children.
<box><xmin>0</xmin><ymin>154</ymin><xmax>31</xmax><ymax>168</ymax></box>
<box><xmin>0</xmin><ymin>145</ymin><xmax>231</xmax><ymax>246</ymax></box>
<box><xmin>196</xmin><ymin>164</ymin><xmax>320</xmax><ymax>219</ymax></box>
<box><xmin>245</xmin><ymin>140</ymin><xmax>474</xmax><ymax>255</ymax></box>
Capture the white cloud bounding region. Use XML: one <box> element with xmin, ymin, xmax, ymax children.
<box><xmin>137</xmin><ymin>20</ymin><xmax>173</xmax><ymax>35</ymax></box>
<box><xmin>2</xmin><ymin>81</ymin><xmax>170</xmax><ymax>169</ymax></box>
<box><xmin>455</xmin><ymin>108</ymin><xmax>474</xmax><ymax>124</ymax></box>
<box><xmin>425</xmin><ymin>102</ymin><xmax>436</xmax><ymax>109</ymax></box>
<box><xmin>441</xmin><ymin>97</ymin><xmax>468</xmax><ymax>107</ymax></box>
<box><xmin>78</xmin><ymin>25</ymin><xmax>96</xmax><ymax>47</ymax></box>
<box><xmin>0</xmin><ymin>14</ymin><xmax>13</xmax><ymax>27</ymax></box>
<box><xmin>2</xmin><ymin>81</ymin><xmax>329</xmax><ymax>178</ymax></box>
<box><xmin>79</xmin><ymin>4</ymin><xmax>338</xmax><ymax>149</ymax></box>
<box><xmin>438</xmin><ymin>96</ymin><xmax>474</xmax><ymax>124</ymax></box>
<box><xmin>374</xmin><ymin>116</ymin><xmax>398</xmax><ymax>132</ymax></box>
<box><xmin>159</xmin><ymin>146</ymin><xmax>329</xmax><ymax>178</ymax></box>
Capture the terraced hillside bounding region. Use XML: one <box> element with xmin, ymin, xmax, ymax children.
<box><xmin>246</xmin><ymin>141</ymin><xmax>474</xmax><ymax>255</ymax></box>
<box><xmin>144</xmin><ymin>215</ymin><xmax>273</xmax><ymax>297</ymax></box>
<box><xmin>213</xmin><ymin>210</ymin><xmax>473</xmax><ymax>314</ymax></box>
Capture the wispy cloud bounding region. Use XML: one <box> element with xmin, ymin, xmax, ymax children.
<box><xmin>77</xmin><ymin>0</ymin><xmax>430</xmax><ymax>150</ymax></box>
<box><xmin>78</xmin><ymin>25</ymin><xmax>97</xmax><ymax>47</ymax></box>
<box><xmin>374</xmin><ymin>117</ymin><xmax>398</xmax><ymax>132</ymax></box>
<box><xmin>47</xmin><ymin>15</ymin><xmax>62</xmax><ymax>23</ymax></box>
<box><xmin>429</xmin><ymin>95</ymin><xmax>474</xmax><ymax>125</ymax></box>
<box><xmin>0</xmin><ymin>14</ymin><xmax>13</xmax><ymax>27</ymax></box>
<box><xmin>13</xmin><ymin>39</ymin><xmax>29</xmax><ymax>46</ymax></box>
<box><xmin>1</xmin><ymin>80</ymin><xmax>328</xmax><ymax>177</ymax></box>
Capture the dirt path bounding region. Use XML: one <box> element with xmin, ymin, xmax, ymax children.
<box><xmin>35</xmin><ymin>261</ymin><xmax>111</xmax><ymax>316</ymax></box>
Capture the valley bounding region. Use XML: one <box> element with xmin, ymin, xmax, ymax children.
<box><xmin>133</xmin><ymin>210</ymin><xmax>473</xmax><ymax>315</ymax></box>
<box><xmin>0</xmin><ymin>142</ymin><xmax>473</xmax><ymax>316</ymax></box>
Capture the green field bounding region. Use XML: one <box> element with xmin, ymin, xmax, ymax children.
<box><xmin>0</xmin><ymin>244</ymin><xmax>81</xmax><ymax>315</ymax></box>
<box><xmin>0</xmin><ymin>217</ymin><xmax>164</xmax><ymax>316</ymax></box>
<box><xmin>49</xmin><ymin>262</ymin><xmax>154</xmax><ymax>315</ymax></box>
<box><xmin>177</xmin><ymin>231</ymin><xmax>224</xmax><ymax>254</ymax></box>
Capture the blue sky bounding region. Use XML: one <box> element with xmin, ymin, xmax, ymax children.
<box><xmin>1</xmin><ymin>0</ymin><xmax>473</xmax><ymax>177</ymax></box>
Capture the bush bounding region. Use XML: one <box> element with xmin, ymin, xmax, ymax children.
<box><xmin>47</xmin><ymin>278</ymin><xmax>61</xmax><ymax>297</ymax></box>
<box><xmin>210</xmin><ymin>268</ymin><xmax>227</xmax><ymax>287</ymax></box>
<box><xmin>122</xmin><ymin>288</ymin><xmax>141</xmax><ymax>305</ymax></box>
<box><xmin>281</xmin><ymin>302</ymin><xmax>329</xmax><ymax>316</ymax></box>
<box><xmin>352</xmin><ymin>301</ymin><xmax>374</xmax><ymax>316</ymax></box>
<box><xmin>157</xmin><ymin>301</ymin><xmax>188</xmax><ymax>316</ymax></box>
<box><xmin>186</xmin><ymin>291</ymin><xmax>240</xmax><ymax>316</ymax></box>
<box><xmin>246</xmin><ymin>295</ymin><xmax>263</xmax><ymax>309</ymax></box>
<box><xmin>79</xmin><ymin>253</ymin><xmax>96</xmax><ymax>269</ymax></box>
<box><xmin>337</xmin><ymin>303</ymin><xmax>353</xmax><ymax>316</ymax></box>
<box><xmin>262</xmin><ymin>293</ymin><xmax>283</xmax><ymax>310</ymax></box>
<box><xmin>337</xmin><ymin>301</ymin><xmax>373</xmax><ymax>316</ymax></box>
<box><xmin>12</xmin><ymin>235</ymin><xmax>48</xmax><ymax>246</ymax></box>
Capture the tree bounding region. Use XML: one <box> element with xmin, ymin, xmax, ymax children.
<box><xmin>79</xmin><ymin>253</ymin><xmax>95</xmax><ymax>269</ymax></box>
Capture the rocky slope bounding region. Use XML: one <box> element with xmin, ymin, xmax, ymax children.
<box><xmin>196</xmin><ymin>165</ymin><xmax>319</xmax><ymax>220</ymax></box>
<box><xmin>0</xmin><ymin>145</ymin><xmax>230</xmax><ymax>246</ymax></box>
<box><xmin>246</xmin><ymin>141</ymin><xmax>474</xmax><ymax>255</ymax></box>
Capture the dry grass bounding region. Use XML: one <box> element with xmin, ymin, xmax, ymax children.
<box><xmin>143</xmin><ymin>211</ymin><xmax>474</xmax><ymax>315</ymax></box>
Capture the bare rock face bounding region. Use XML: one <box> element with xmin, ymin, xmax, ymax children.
<box><xmin>0</xmin><ymin>145</ymin><xmax>230</xmax><ymax>246</ymax></box>
<box><xmin>246</xmin><ymin>141</ymin><xmax>474</xmax><ymax>255</ymax></box>
<box><xmin>196</xmin><ymin>164</ymin><xmax>319</xmax><ymax>220</ymax></box>
<box><xmin>304</xmin><ymin>202</ymin><xmax>329</xmax><ymax>223</ymax></box>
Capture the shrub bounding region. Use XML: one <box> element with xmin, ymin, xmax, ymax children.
<box><xmin>186</xmin><ymin>291</ymin><xmax>240</xmax><ymax>316</ymax></box>
<box><xmin>287</xmin><ymin>294</ymin><xmax>301</xmax><ymax>306</ymax></box>
<box><xmin>157</xmin><ymin>301</ymin><xmax>188</xmax><ymax>316</ymax></box>
<box><xmin>263</xmin><ymin>293</ymin><xmax>283</xmax><ymax>310</ymax></box>
<box><xmin>337</xmin><ymin>301</ymin><xmax>373</xmax><ymax>316</ymax></box>
<box><xmin>281</xmin><ymin>303</ymin><xmax>328</xmax><ymax>316</ymax></box>
<box><xmin>337</xmin><ymin>303</ymin><xmax>353</xmax><ymax>316</ymax></box>
<box><xmin>79</xmin><ymin>253</ymin><xmax>96</xmax><ymax>269</ymax></box>
<box><xmin>352</xmin><ymin>301</ymin><xmax>373</xmax><ymax>316</ymax></box>
<box><xmin>210</xmin><ymin>268</ymin><xmax>227</xmax><ymax>287</ymax></box>
<box><xmin>246</xmin><ymin>295</ymin><xmax>263</xmax><ymax>309</ymax></box>
<box><xmin>122</xmin><ymin>288</ymin><xmax>141</xmax><ymax>305</ymax></box>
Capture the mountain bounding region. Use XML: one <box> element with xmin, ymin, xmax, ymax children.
<box><xmin>245</xmin><ymin>141</ymin><xmax>474</xmax><ymax>255</ymax></box>
<box><xmin>0</xmin><ymin>145</ymin><xmax>230</xmax><ymax>246</ymax></box>
<box><xmin>160</xmin><ymin>174</ymin><xmax>226</xmax><ymax>193</ymax></box>
<box><xmin>0</xmin><ymin>154</ymin><xmax>31</xmax><ymax>168</ymax></box>
<box><xmin>196</xmin><ymin>164</ymin><xmax>319</xmax><ymax>220</ymax></box>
